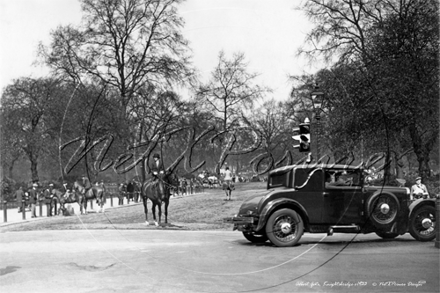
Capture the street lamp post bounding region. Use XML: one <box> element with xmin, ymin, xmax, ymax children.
<box><xmin>310</xmin><ymin>85</ymin><xmax>324</xmax><ymax>159</ymax></box>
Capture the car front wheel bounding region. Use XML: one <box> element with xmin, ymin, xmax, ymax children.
<box><xmin>409</xmin><ymin>205</ymin><xmax>436</xmax><ymax>242</ymax></box>
<box><xmin>265</xmin><ymin>208</ymin><xmax>304</xmax><ymax>247</ymax></box>
<box><xmin>242</xmin><ymin>232</ymin><xmax>268</xmax><ymax>244</ymax></box>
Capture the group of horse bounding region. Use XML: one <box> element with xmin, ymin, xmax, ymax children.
<box><xmin>45</xmin><ymin>180</ymin><xmax>106</xmax><ymax>215</ymax></box>
<box><xmin>44</xmin><ymin>172</ymin><xmax>179</xmax><ymax>227</ymax></box>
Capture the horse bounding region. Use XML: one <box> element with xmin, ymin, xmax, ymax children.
<box><xmin>73</xmin><ymin>180</ymin><xmax>106</xmax><ymax>213</ymax></box>
<box><xmin>140</xmin><ymin>171</ymin><xmax>178</xmax><ymax>227</ymax></box>
<box><xmin>55</xmin><ymin>189</ymin><xmax>85</xmax><ymax>215</ymax></box>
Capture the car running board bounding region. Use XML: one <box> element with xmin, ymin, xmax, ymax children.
<box><xmin>327</xmin><ymin>225</ymin><xmax>360</xmax><ymax>236</ymax></box>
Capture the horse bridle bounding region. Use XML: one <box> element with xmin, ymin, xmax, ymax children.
<box><xmin>155</xmin><ymin>172</ymin><xmax>177</xmax><ymax>190</ymax></box>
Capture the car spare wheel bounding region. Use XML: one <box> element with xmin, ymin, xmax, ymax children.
<box><xmin>409</xmin><ymin>205</ymin><xmax>436</xmax><ymax>242</ymax></box>
<box><xmin>242</xmin><ymin>232</ymin><xmax>268</xmax><ymax>243</ymax></box>
<box><xmin>265</xmin><ymin>208</ymin><xmax>304</xmax><ymax>247</ymax></box>
<box><xmin>367</xmin><ymin>193</ymin><xmax>400</xmax><ymax>228</ymax></box>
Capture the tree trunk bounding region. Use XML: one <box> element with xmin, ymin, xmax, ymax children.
<box><xmin>393</xmin><ymin>152</ymin><xmax>405</xmax><ymax>179</ymax></box>
<box><xmin>8</xmin><ymin>164</ymin><xmax>14</xmax><ymax>179</ymax></box>
<box><xmin>409</xmin><ymin>123</ymin><xmax>435</xmax><ymax>179</ymax></box>
<box><xmin>30</xmin><ymin>159</ymin><xmax>39</xmax><ymax>182</ymax></box>
<box><xmin>417</xmin><ymin>155</ymin><xmax>431</xmax><ymax>179</ymax></box>
<box><xmin>392</xmin><ymin>146</ymin><xmax>413</xmax><ymax>179</ymax></box>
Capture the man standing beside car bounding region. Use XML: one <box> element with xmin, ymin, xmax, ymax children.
<box><xmin>410</xmin><ymin>177</ymin><xmax>429</xmax><ymax>200</ymax></box>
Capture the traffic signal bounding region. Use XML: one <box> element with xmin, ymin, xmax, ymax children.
<box><xmin>292</xmin><ymin>127</ymin><xmax>301</xmax><ymax>149</ymax></box>
<box><xmin>299</xmin><ymin>122</ymin><xmax>310</xmax><ymax>152</ymax></box>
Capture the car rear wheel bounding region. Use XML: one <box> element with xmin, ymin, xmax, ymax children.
<box><xmin>265</xmin><ymin>208</ymin><xmax>304</xmax><ymax>247</ymax></box>
<box><xmin>242</xmin><ymin>232</ymin><xmax>268</xmax><ymax>244</ymax></box>
<box><xmin>375</xmin><ymin>231</ymin><xmax>399</xmax><ymax>239</ymax></box>
<box><xmin>409</xmin><ymin>205</ymin><xmax>436</xmax><ymax>242</ymax></box>
<box><xmin>367</xmin><ymin>193</ymin><xmax>399</xmax><ymax>228</ymax></box>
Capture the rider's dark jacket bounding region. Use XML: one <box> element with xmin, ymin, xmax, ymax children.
<box><xmin>150</xmin><ymin>160</ymin><xmax>165</xmax><ymax>179</ymax></box>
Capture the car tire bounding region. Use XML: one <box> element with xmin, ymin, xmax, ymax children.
<box><xmin>265</xmin><ymin>208</ymin><xmax>304</xmax><ymax>247</ymax></box>
<box><xmin>409</xmin><ymin>205</ymin><xmax>436</xmax><ymax>242</ymax></box>
<box><xmin>242</xmin><ymin>232</ymin><xmax>268</xmax><ymax>244</ymax></box>
<box><xmin>367</xmin><ymin>193</ymin><xmax>400</xmax><ymax>228</ymax></box>
<box><xmin>375</xmin><ymin>231</ymin><xmax>399</xmax><ymax>239</ymax></box>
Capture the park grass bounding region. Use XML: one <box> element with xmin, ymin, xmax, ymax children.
<box><xmin>0</xmin><ymin>182</ymin><xmax>268</xmax><ymax>232</ymax></box>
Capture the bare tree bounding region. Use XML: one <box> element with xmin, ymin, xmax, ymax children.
<box><xmin>198</xmin><ymin>51</ymin><xmax>270</xmax><ymax>131</ymax></box>
<box><xmin>39</xmin><ymin>0</ymin><xmax>194</xmax><ymax>113</ymax></box>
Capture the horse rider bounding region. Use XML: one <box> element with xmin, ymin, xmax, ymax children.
<box><xmin>149</xmin><ymin>153</ymin><xmax>174</xmax><ymax>198</ymax></box>
<box><xmin>150</xmin><ymin>153</ymin><xmax>165</xmax><ymax>181</ymax></box>
<box><xmin>82</xmin><ymin>176</ymin><xmax>92</xmax><ymax>190</ymax></box>
<box><xmin>62</xmin><ymin>181</ymin><xmax>75</xmax><ymax>200</ymax></box>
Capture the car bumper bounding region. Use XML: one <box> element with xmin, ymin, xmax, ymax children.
<box><xmin>223</xmin><ymin>216</ymin><xmax>256</xmax><ymax>231</ymax></box>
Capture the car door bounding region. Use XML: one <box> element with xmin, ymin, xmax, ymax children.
<box><xmin>293</xmin><ymin>168</ymin><xmax>324</xmax><ymax>224</ymax></box>
<box><xmin>321</xmin><ymin>170</ymin><xmax>364</xmax><ymax>224</ymax></box>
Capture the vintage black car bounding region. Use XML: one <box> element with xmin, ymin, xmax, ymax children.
<box><xmin>224</xmin><ymin>164</ymin><xmax>437</xmax><ymax>247</ymax></box>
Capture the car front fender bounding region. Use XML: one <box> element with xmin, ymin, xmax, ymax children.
<box><xmin>408</xmin><ymin>198</ymin><xmax>436</xmax><ymax>217</ymax></box>
<box><xmin>255</xmin><ymin>198</ymin><xmax>309</xmax><ymax>232</ymax></box>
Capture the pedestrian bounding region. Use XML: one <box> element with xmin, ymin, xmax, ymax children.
<box><xmin>189</xmin><ymin>179</ymin><xmax>194</xmax><ymax>195</ymax></box>
<box><xmin>223</xmin><ymin>167</ymin><xmax>234</xmax><ymax>200</ymax></box>
<box><xmin>15</xmin><ymin>186</ymin><xmax>25</xmax><ymax>213</ymax></box>
<box><xmin>118</xmin><ymin>183</ymin><xmax>126</xmax><ymax>205</ymax></box>
<box><xmin>410</xmin><ymin>177</ymin><xmax>429</xmax><ymax>200</ymax></box>
<box><xmin>44</xmin><ymin>183</ymin><xmax>55</xmax><ymax>216</ymax></box>
<box><xmin>28</xmin><ymin>183</ymin><xmax>39</xmax><ymax>218</ymax></box>
<box><xmin>181</xmin><ymin>179</ymin><xmax>187</xmax><ymax>196</ymax></box>
<box><xmin>126</xmin><ymin>180</ymin><xmax>134</xmax><ymax>203</ymax></box>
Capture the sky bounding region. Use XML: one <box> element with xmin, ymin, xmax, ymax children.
<box><xmin>0</xmin><ymin>0</ymin><xmax>317</xmax><ymax>101</ymax></box>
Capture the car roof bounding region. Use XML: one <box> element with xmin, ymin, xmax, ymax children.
<box><xmin>269</xmin><ymin>164</ymin><xmax>364</xmax><ymax>175</ymax></box>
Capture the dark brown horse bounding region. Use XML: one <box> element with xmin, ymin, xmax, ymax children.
<box><xmin>141</xmin><ymin>171</ymin><xmax>178</xmax><ymax>227</ymax></box>
<box><xmin>73</xmin><ymin>181</ymin><xmax>106</xmax><ymax>213</ymax></box>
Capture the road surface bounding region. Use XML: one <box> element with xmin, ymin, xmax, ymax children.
<box><xmin>0</xmin><ymin>229</ymin><xmax>438</xmax><ymax>293</ymax></box>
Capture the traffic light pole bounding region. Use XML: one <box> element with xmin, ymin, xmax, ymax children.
<box><xmin>315</xmin><ymin>112</ymin><xmax>321</xmax><ymax>160</ymax></box>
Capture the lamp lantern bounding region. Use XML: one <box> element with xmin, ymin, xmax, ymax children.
<box><xmin>310</xmin><ymin>86</ymin><xmax>324</xmax><ymax>120</ymax></box>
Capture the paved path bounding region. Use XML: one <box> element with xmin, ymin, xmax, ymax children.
<box><xmin>0</xmin><ymin>229</ymin><xmax>438</xmax><ymax>293</ymax></box>
<box><xmin>0</xmin><ymin>196</ymin><xmax>136</xmax><ymax>226</ymax></box>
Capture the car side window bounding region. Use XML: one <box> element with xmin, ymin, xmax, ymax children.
<box><xmin>294</xmin><ymin>169</ymin><xmax>323</xmax><ymax>191</ymax></box>
<box><xmin>325</xmin><ymin>170</ymin><xmax>361</xmax><ymax>187</ymax></box>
